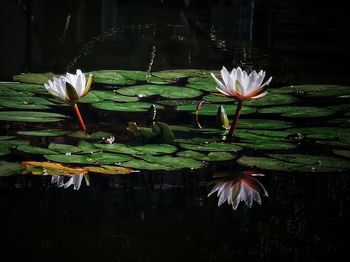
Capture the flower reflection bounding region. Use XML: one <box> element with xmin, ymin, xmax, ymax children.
<box><xmin>208</xmin><ymin>171</ymin><xmax>268</xmax><ymax>210</ymax></box>
<box><xmin>51</xmin><ymin>174</ymin><xmax>90</xmax><ymax>190</ymax></box>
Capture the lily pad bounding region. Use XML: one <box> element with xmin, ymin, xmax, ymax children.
<box><xmin>22</xmin><ymin>161</ymin><xmax>87</xmax><ymax>176</ymax></box>
<box><xmin>152</xmin><ymin>69</ymin><xmax>209</xmax><ymax>80</ymax></box>
<box><xmin>238</xmin><ymin>119</ymin><xmax>294</xmax><ymax>129</ymax></box>
<box><xmin>179</xmin><ymin>142</ymin><xmax>242</xmax><ymax>152</ymax></box>
<box><xmin>177</xmin><ymin>150</ymin><xmax>235</xmax><ymax>161</ymax></box>
<box><xmin>117</xmin><ymin>85</ymin><xmax>203</xmax><ymax>99</ymax></box>
<box><xmin>92</xmin><ymin>101</ymin><xmax>163</xmax><ymax>112</ymax></box>
<box><xmin>0</xmin><ymin>83</ymin><xmax>47</xmax><ymax>94</ymax></box>
<box><xmin>287</xmin><ymin>127</ymin><xmax>350</xmax><ymax>140</ymax></box>
<box><xmin>84</xmin><ymin>165</ymin><xmax>136</xmax><ymax>175</ymax></box>
<box><xmin>17</xmin><ymin>145</ymin><xmax>57</xmax><ymax>155</ymax></box>
<box><xmin>259</xmin><ymin>106</ymin><xmax>335</xmax><ymax>117</ymax></box>
<box><xmin>274</xmin><ymin>85</ymin><xmax>350</xmax><ymax>97</ymax></box>
<box><xmin>187</xmin><ymin>77</ymin><xmax>217</xmax><ymax>92</ymax></box>
<box><xmin>45</xmin><ymin>152</ymin><xmax>132</xmax><ymax>165</ymax></box>
<box><xmin>333</xmin><ymin>150</ymin><xmax>350</xmax><ymax>158</ymax></box>
<box><xmin>68</xmin><ymin>131</ymin><xmax>113</xmax><ymax>140</ymax></box>
<box><xmin>328</xmin><ymin>118</ymin><xmax>350</xmax><ymax>127</ymax></box>
<box><xmin>0</xmin><ymin>147</ymin><xmax>10</xmax><ymax>156</ymax></box>
<box><xmin>203</xmin><ymin>94</ymin><xmax>233</xmax><ymax>103</ymax></box>
<box><xmin>176</xmin><ymin>104</ymin><xmax>256</xmax><ymax>116</ymax></box>
<box><xmin>17</xmin><ymin>129</ymin><xmax>69</xmax><ymax>137</ymax></box>
<box><xmin>236</xmin><ymin>141</ymin><xmax>297</xmax><ymax>150</ymax></box>
<box><xmin>0</xmin><ymin>96</ymin><xmax>54</xmax><ymax>110</ymax></box>
<box><xmin>247</xmin><ymin>93</ymin><xmax>297</xmax><ymax>106</ymax></box>
<box><xmin>120</xmin><ymin>159</ymin><xmax>171</xmax><ymax>171</ymax></box>
<box><xmin>48</xmin><ymin>143</ymin><xmax>82</xmax><ymax>154</ymax></box>
<box><xmin>0</xmin><ymin>161</ymin><xmax>24</xmax><ymax>176</ymax></box>
<box><xmin>91</xmin><ymin>90</ymin><xmax>139</xmax><ymax>102</ymax></box>
<box><xmin>0</xmin><ymin>111</ymin><xmax>66</xmax><ymax>122</ymax></box>
<box><xmin>78</xmin><ymin>141</ymin><xmax>101</xmax><ymax>153</ymax></box>
<box><xmin>0</xmin><ymin>136</ymin><xmax>15</xmax><ymax>140</ymax></box>
<box><xmin>13</xmin><ymin>72</ymin><xmax>56</xmax><ymax>84</ymax></box>
<box><xmin>88</xmin><ymin>70</ymin><xmax>136</xmax><ymax>85</ymax></box>
<box><xmin>78</xmin><ymin>93</ymin><xmax>101</xmax><ymax>103</ymax></box>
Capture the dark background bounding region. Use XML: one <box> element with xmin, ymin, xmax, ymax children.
<box><xmin>1</xmin><ymin>0</ymin><xmax>350</xmax><ymax>85</ymax></box>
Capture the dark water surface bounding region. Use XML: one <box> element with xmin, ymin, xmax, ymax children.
<box><xmin>1</xmin><ymin>0</ymin><xmax>350</xmax><ymax>261</ymax></box>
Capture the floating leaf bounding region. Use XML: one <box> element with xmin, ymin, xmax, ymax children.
<box><xmin>287</xmin><ymin>127</ymin><xmax>350</xmax><ymax>140</ymax></box>
<box><xmin>88</xmin><ymin>70</ymin><xmax>136</xmax><ymax>85</ymax></box>
<box><xmin>120</xmin><ymin>159</ymin><xmax>171</xmax><ymax>171</ymax></box>
<box><xmin>0</xmin><ymin>83</ymin><xmax>47</xmax><ymax>94</ymax></box>
<box><xmin>78</xmin><ymin>141</ymin><xmax>101</xmax><ymax>153</ymax></box>
<box><xmin>78</xmin><ymin>92</ymin><xmax>101</xmax><ymax>103</ymax></box>
<box><xmin>187</xmin><ymin>77</ymin><xmax>217</xmax><ymax>92</ymax></box>
<box><xmin>328</xmin><ymin>118</ymin><xmax>350</xmax><ymax>127</ymax></box>
<box><xmin>238</xmin><ymin>119</ymin><xmax>294</xmax><ymax>129</ymax></box>
<box><xmin>177</xmin><ymin>150</ymin><xmax>235</xmax><ymax>161</ymax></box>
<box><xmin>236</xmin><ymin>141</ymin><xmax>297</xmax><ymax>150</ymax></box>
<box><xmin>90</xmin><ymin>90</ymin><xmax>139</xmax><ymax>102</ymax></box>
<box><xmin>274</xmin><ymin>85</ymin><xmax>350</xmax><ymax>97</ymax></box>
<box><xmin>84</xmin><ymin>165</ymin><xmax>135</xmax><ymax>175</ymax></box>
<box><xmin>203</xmin><ymin>94</ymin><xmax>233</xmax><ymax>103</ymax></box>
<box><xmin>17</xmin><ymin>129</ymin><xmax>69</xmax><ymax>137</ymax></box>
<box><xmin>333</xmin><ymin>150</ymin><xmax>350</xmax><ymax>158</ymax></box>
<box><xmin>0</xmin><ymin>147</ymin><xmax>10</xmax><ymax>156</ymax></box>
<box><xmin>176</xmin><ymin>103</ymin><xmax>256</xmax><ymax>116</ymax></box>
<box><xmin>17</xmin><ymin>145</ymin><xmax>57</xmax><ymax>155</ymax></box>
<box><xmin>247</xmin><ymin>93</ymin><xmax>297</xmax><ymax>106</ymax></box>
<box><xmin>238</xmin><ymin>156</ymin><xmax>301</xmax><ymax>172</ymax></box>
<box><xmin>13</xmin><ymin>72</ymin><xmax>56</xmax><ymax>84</ymax></box>
<box><xmin>0</xmin><ymin>136</ymin><xmax>15</xmax><ymax>140</ymax></box>
<box><xmin>68</xmin><ymin>131</ymin><xmax>113</xmax><ymax>140</ymax></box>
<box><xmin>117</xmin><ymin>85</ymin><xmax>203</xmax><ymax>99</ymax></box>
<box><xmin>179</xmin><ymin>142</ymin><xmax>242</xmax><ymax>152</ymax></box>
<box><xmin>48</xmin><ymin>143</ymin><xmax>82</xmax><ymax>154</ymax></box>
<box><xmin>259</xmin><ymin>106</ymin><xmax>335</xmax><ymax>117</ymax></box>
<box><xmin>0</xmin><ymin>111</ymin><xmax>66</xmax><ymax>122</ymax></box>
<box><xmin>92</xmin><ymin>101</ymin><xmax>164</xmax><ymax>112</ymax></box>
<box><xmin>152</xmin><ymin>69</ymin><xmax>209</xmax><ymax>80</ymax></box>
<box><xmin>22</xmin><ymin>161</ymin><xmax>87</xmax><ymax>176</ymax></box>
<box><xmin>0</xmin><ymin>161</ymin><xmax>24</xmax><ymax>176</ymax></box>
<box><xmin>45</xmin><ymin>152</ymin><xmax>132</xmax><ymax>165</ymax></box>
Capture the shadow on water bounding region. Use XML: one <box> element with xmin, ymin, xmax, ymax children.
<box><xmin>1</xmin><ymin>0</ymin><xmax>350</xmax><ymax>261</ymax></box>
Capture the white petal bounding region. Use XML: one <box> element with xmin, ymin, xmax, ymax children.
<box><xmin>216</xmin><ymin>87</ymin><xmax>231</xmax><ymax>97</ymax></box>
<box><xmin>72</xmin><ymin>174</ymin><xmax>83</xmax><ymax>190</ymax></box>
<box><xmin>211</xmin><ymin>73</ymin><xmax>228</xmax><ymax>94</ymax></box>
<box><xmin>260</xmin><ymin>76</ymin><xmax>272</xmax><ymax>88</ymax></box>
<box><xmin>250</xmin><ymin>90</ymin><xmax>268</xmax><ymax>100</ymax></box>
<box><xmin>221</xmin><ymin>66</ymin><xmax>230</xmax><ymax>87</ymax></box>
<box><xmin>208</xmin><ymin>183</ymin><xmax>221</xmax><ymax>197</ymax></box>
<box><xmin>64</xmin><ymin>176</ymin><xmax>74</xmax><ymax>189</ymax></box>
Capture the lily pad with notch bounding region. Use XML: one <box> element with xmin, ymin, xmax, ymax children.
<box><xmin>0</xmin><ymin>111</ymin><xmax>66</xmax><ymax>122</ymax></box>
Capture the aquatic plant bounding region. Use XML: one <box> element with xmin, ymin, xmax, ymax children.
<box><xmin>44</xmin><ymin>69</ymin><xmax>92</xmax><ymax>130</ymax></box>
<box><xmin>51</xmin><ymin>174</ymin><xmax>90</xmax><ymax>190</ymax></box>
<box><xmin>211</xmin><ymin>67</ymin><xmax>272</xmax><ymax>137</ymax></box>
<box><xmin>208</xmin><ymin>171</ymin><xmax>268</xmax><ymax>210</ymax></box>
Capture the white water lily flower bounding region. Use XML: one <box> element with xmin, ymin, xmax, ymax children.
<box><xmin>44</xmin><ymin>69</ymin><xmax>92</xmax><ymax>105</ymax></box>
<box><xmin>51</xmin><ymin>175</ymin><xmax>64</xmax><ymax>187</ymax></box>
<box><xmin>208</xmin><ymin>173</ymin><xmax>268</xmax><ymax>210</ymax></box>
<box><xmin>211</xmin><ymin>66</ymin><xmax>272</xmax><ymax>101</ymax></box>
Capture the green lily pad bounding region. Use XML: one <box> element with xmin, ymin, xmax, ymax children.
<box><xmin>238</xmin><ymin>156</ymin><xmax>302</xmax><ymax>172</ymax></box>
<box><xmin>247</xmin><ymin>93</ymin><xmax>298</xmax><ymax>106</ymax></box>
<box><xmin>0</xmin><ymin>147</ymin><xmax>10</xmax><ymax>156</ymax></box>
<box><xmin>259</xmin><ymin>106</ymin><xmax>335</xmax><ymax>117</ymax></box>
<box><xmin>131</xmin><ymin>155</ymin><xmax>204</xmax><ymax>170</ymax></box>
<box><xmin>45</xmin><ymin>152</ymin><xmax>132</xmax><ymax>165</ymax></box>
<box><xmin>94</xmin><ymin>143</ymin><xmax>139</xmax><ymax>155</ymax></box>
<box><xmin>120</xmin><ymin>159</ymin><xmax>171</xmax><ymax>171</ymax></box>
<box><xmin>0</xmin><ymin>83</ymin><xmax>47</xmax><ymax>94</ymax></box>
<box><xmin>94</xmin><ymin>143</ymin><xmax>177</xmax><ymax>155</ymax></box>
<box><xmin>328</xmin><ymin>118</ymin><xmax>350</xmax><ymax>127</ymax></box>
<box><xmin>177</xmin><ymin>150</ymin><xmax>235</xmax><ymax>161</ymax></box>
<box><xmin>0</xmin><ymin>136</ymin><xmax>15</xmax><ymax>140</ymax></box>
<box><xmin>152</xmin><ymin>69</ymin><xmax>210</xmax><ymax>80</ymax></box>
<box><xmin>327</xmin><ymin>104</ymin><xmax>350</xmax><ymax>112</ymax></box>
<box><xmin>78</xmin><ymin>141</ymin><xmax>101</xmax><ymax>153</ymax></box>
<box><xmin>88</xmin><ymin>70</ymin><xmax>136</xmax><ymax>85</ymax></box>
<box><xmin>236</xmin><ymin>141</ymin><xmax>297</xmax><ymax>150</ymax></box>
<box><xmin>187</xmin><ymin>77</ymin><xmax>217</xmax><ymax>92</ymax></box>
<box><xmin>333</xmin><ymin>150</ymin><xmax>350</xmax><ymax>158</ymax></box>
<box><xmin>235</xmin><ymin>129</ymin><xmax>294</xmax><ymax>141</ymax></box>
<box><xmin>48</xmin><ymin>143</ymin><xmax>82</xmax><ymax>154</ymax></box>
<box><xmin>287</xmin><ymin>127</ymin><xmax>350</xmax><ymax>140</ymax></box>
<box><xmin>17</xmin><ymin>129</ymin><xmax>69</xmax><ymax>137</ymax></box>
<box><xmin>67</xmin><ymin>131</ymin><xmax>113</xmax><ymax>140</ymax></box>
<box><xmin>274</xmin><ymin>85</ymin><xmax>350</xmax><ymax>97</ymax></box>
<box><xmin>0</xmin><ymin>140</ymin><xmax>30</xmax><ymax>149</ymax></box>
<box><xmin>179</xmin><ymin>142</ymin><xmax>242</xmax><ymax>152</ymax></box>
<box><xmin>238</xmin><ymin>119</ymin><xmax>294</xmax><ymax>129</ymax></box>
<box><xmin>0</xmin><ymin>97</ymin><xmax>54</xmax><ymax>110</ymax></box>
<box><xmin>0</xmin><ymin>161</ymin><xmax>24</xmax><ymax>176</ymax></box>
<box><xmin>176</xmin><ymin>103</ymin><xmax>256</xmax><ymax>116</ymax></box>
<box><xmin>13</xmin><ymin>72</ymin><xmax>56</xmax><ymax>84</ymax></box>
<box><xmin>91</xmin><ymin>90</ymin><xmax>139</xmax><ymax>102</ymax></box>
<box><xmin>0</xmin><ymin>111</ymin><xmax>66</xmax><ymax>122</ymax></box>
<box><xmin>79</xmin><ymin>92</ymin><xmax>101</xmax><ymax>103</ymax></box>
<box><xmin>117</xmin><ymin>85</ymin><xmax>202</xmax><ymax>99</ymax></box>
<box><xmin>17</xmin><ymin>145</ymin><xmax>57</xmax><ymax>155</ymax></box>
<box><xmin>92</xmin><ymin>101</ymin><xmax>163</xmax><ymax>112</ymax></box>
<box><xmin>268</xmin><ymin>154</ymin><xmax>350</xmax><ymax>172</ymax></box>
<box><xmin>203</xmin><ymin>94</ymin><xmax>233</xmax><ymax>103</ymax></box>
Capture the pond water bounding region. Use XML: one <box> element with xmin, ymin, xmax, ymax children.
<box><xmin>1</xmin><ymin>1</ymin><xmax>350</xmax><ymax>261</ymax></box>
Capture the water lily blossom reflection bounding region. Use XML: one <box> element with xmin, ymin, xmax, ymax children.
<box><xmin>211</xmin><ymin>67</ymin><xmax>272</xmax><ymax>137</ymax></box>
<box><xmin>208</xmin><ymin>172</ymin><xmax>268</xmax><ymax>210</ymax></box>
<box><xmin>44</xmin><ymin>69</ymin><xmax>93</xmax><ymax>131</ymax></box>
<box><xmin>51</xmin><ymin>174</ymin><xmax>90</xmax><ymax>190</ymax></box>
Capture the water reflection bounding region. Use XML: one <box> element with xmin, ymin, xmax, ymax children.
<box><xmin>208</xmin><ymin>171</ymin><xmax>268</xmax><ymax>210</ymax></box>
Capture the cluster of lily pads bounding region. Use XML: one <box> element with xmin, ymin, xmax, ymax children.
<box><xmin>1</xmin><ymin>68</ymin><xmax>350</xmax><ymax>209</ymax></box>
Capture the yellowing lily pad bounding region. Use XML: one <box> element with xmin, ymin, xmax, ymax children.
<box><xmin>84</xmin><ymin>165</ymin><xmax>136</xmax><ymax>175</ymax></box>
<box><xmin>22</xmin><ymin>161</ymin><xmax>87</xmax><ymax>176</ymax></box>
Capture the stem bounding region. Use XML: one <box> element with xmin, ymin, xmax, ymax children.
<box><xmin>73</xmin><ymin>104</ymin><xmax>86</xmax><ymax>131</ymax></box>
<box><xmin>228</xmin><ymin>101</ymin><xmax>243</xmax><ymax>137</ymax></box>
